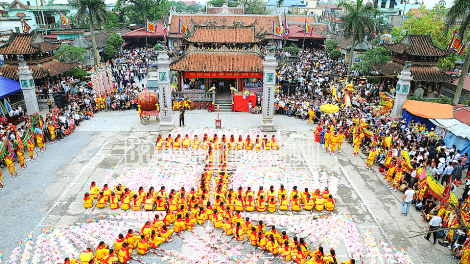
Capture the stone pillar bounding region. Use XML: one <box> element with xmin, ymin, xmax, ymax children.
<box><xmin>17</xmin><ymin>62</ymin><xmax>39</xmax><ymax>115</ymax></box>
<box><xmin>392</xmin><ymin>63</ymin><xmax>413</xmax><ymax>117</ymax></box>
<box><xmin>260</xmin><ymin>51</ymin><xmax>276</xmax><ymax>131</ymax></box>
<box><xmin>157</xmin><ymin>50</ymin><xmax>174</xmax><ymax>129</ymax></box>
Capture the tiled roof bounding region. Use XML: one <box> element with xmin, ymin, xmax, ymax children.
<box><xmin>84</xmin><ymin>32</ymin><xmax>109</xmax><ymax>49</ymax></box>
<box><xmin>170</xmin><ymin>52</ymin><xmax>263</xmax><ymax>72</ymax></box>
<box><xmin>0</xmin><ymin>60</ymin><xmax>75</xmax><ymax>80</ymax></box>
<box><xmin>373</xmin><ymin>62</ymin><xmax>455</xmax><ymax>82</ymax></box>
<box><xmin>286</xmin><ymin>15</ymin><xmax>316</xmax><ymax>24</ymax></box>
<box><xmin>286</xmin><ymin>25</ymin><xmax>326</xmax><ymax>40</ymax></box>
<box><xmin>122</xmin><ymin>27</ymin><xmax>165</xmax><ymax>38</ymax></box>
<box><xmin>383</xmin><ymin>34</ymin><xmax>450</xmax><ymax>57</ymax></box>
<box><xmin>452</xmin><ymin>74</ymin><xmax>470</xmax><ymax>91</ymax></box>
<box><xmin>186</xmin><ymin>26</ymin><xmax>262</xmax><ymax>43</ymax></box>
<box><xmin>0</xmin><ymin>33</ymin><xmax>60</xmax><ymax>55</ymax></box>
<box><xmin>169</xmin><ymin>14</ymin><xmax>281</xmax><ymax>39</ymax></box>
<box><xmin>41</xmin><ymin>60</ymin><xmax>75</xmax><ymax>76</ymax></box>
<box><xmin>410</xmin><ymin>65</ymin><xmax>456</xmax><ymax>83</ymax></box>
<box><xmin>383</xmin><ymin>43</ymin><xmax>406</xmax><ymax>54</ymax></box>
<box><xmin>372</xmin><ymin>61</ymin><xmax>403</xmax><ymax>75</ymax></box>
<box><xmin>454</xmin><ymin>107</ymin><xmax>470</xmax><ymax>126</ymax></box>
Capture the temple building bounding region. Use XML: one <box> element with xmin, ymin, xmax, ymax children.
<box><xmin>170</xmin><ymin>22</ymin><xmax>266</xmax><ymax>94</ymax></box>
<box><xmin>0</xmin><ymin>32</ymin><xmax>75</xmax><ymax>84</ymax></box>
<box><xmin>374</xmin><ymin>34</ymin><xmax>455</xmax><ymax>96</ymax></box>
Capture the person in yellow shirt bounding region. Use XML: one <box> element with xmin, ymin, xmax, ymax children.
<box><xmin>267</xmin><ymin>234</ymin><xmax>280</xmax><ymax>254</ymax></box>
<box><xmin>89</xmin><ymin>181</ymin><xmax>100</xmax><ymax>199</ymax></box>
<box><xmin>26</xmin><ymin>138</ymin><xmax>35</xmax><ymax>161</ymax></box>
<box><xmin>83</xmin><ymin>193</ymin><xmax>93</xmax><ymax>208</ymax></box>
<box><xmin>114</xmin><ymin>234</ymin><xmax>126</xmax><ymax>252</ymax></box>
<box><xmin>173</xmin><ymin>215</ymin><xmax>186</xmax><ymax>233</ymax></box>
<box><xmin>149</xmin><ymin>230</ymin><xmax>165</xmax><ymax>249</ymax></box>
<box><xmin>108</xmin><ymin>192</ymin><xmax>119</xmax><ymax>209</ymax></box>
<box><xmin>303</xmin><ymin>194</ymin><xmax>314</xmax><ymax>210</ymax></box>
<box><xmin>160</xmin><ymin>225</ymin><xmax>174</xmax><ymax>242</ymax></box>
<box><xmin>35</xmin><ymin>132</ymin><xmax>45</xmax><ymax>152</ymax></box>
<box><xmin>136</xmin><ymin>235</ymin><xmax>149</xmax><ymax>255</ymax></box>
<box><xmin>117</xmin><ymin>243</ymin><xmax>131</xmax><ymax>264</ymax></box>
<box><xmin>330</xmin><ymin>132</ymin><xmax>339</xmax><ymax>155</ymax></box>
<box><xmin>233</xmin><ymin>221</ymin><xmax>245</xmax><ymax>241</ymax></box>
<box><xmin>125</xmin><ymin>229</ymin><xmax>139</xmax><ymax>249</ymax></box>
<box><xmin>353</xmin><ymin>133</ymin><xmax>362</xmax><ymax>156</ymax></box>
<box><xmin>315</xmin><ymin>195</ymin><xmax>324</xmax><ymax>211</ymax></box>
<box><xmin>279</xmin><ymin>241</ymin><xmax>292</xmax><ymax>261</ymax></box>
<box><xmin>337</xmin><ymin>131</ymin><xmax>345</xmax><ymax>151</ymax></box>
<box><xmin>222</xmin><ymin>218</ymin><xmax>233</xmax><ymax>236</ymax></box>
<box><xmin>5</xmin><ymin>156</ymin><xmax>18</xmax><ymax>177</ymax></box>
<box><xmin>102</xmin><ymin>249</ymin><xmax>118</xmax><ymax>264</ymax></box>
<box><xmin>367</xmin><ymin>147</ymin><xmax>376</xmax><ymax>169</ymax></box>
<box><xmin>79</xmin><ymin>248</ymin><xmax>94</xmax><ymax>264</ymax></box>
<box><xmin>325</xmin><ymin>195</ymin><xmax>335</xmax><ymax>211</ymax></box>
<box><xmin>95</xmin><ymin>241</ymin><xmax>109</xmax><ymax>263</ymax></box>
<box><xmin>324</xmin><ymin>129</ymin><xmax>332</xmax><ymax>152</ymax></box>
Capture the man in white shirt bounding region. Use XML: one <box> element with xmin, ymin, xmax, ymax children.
<box><xmin>401</xmin><ymin>185</ymin><xmax>415</xmax><ymax>216</ymax></box>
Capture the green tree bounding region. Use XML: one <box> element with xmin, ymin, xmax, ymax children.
<box><xmin>185</xmin><ymin>4</ymin><xmax>201</xmax><ymax>13</ymax></box>
<box><xmin>329</xmin><ymin>49</ymin><xmax>341</xmax><ymax>61</ymax></box>
<box><xmin>445</xmin><ymin>0</ymin><xmax>470</xmax><ymax>105</ymax></box>
<box><xmin>207</xmin><ymin>0</ymin><xmax>239</xmax><ymax>7</ymax></box>
<box><xmin>241</xmin><ymin>0</ymin><xmax>268</xmax><ymax>14</ymax></box>
<box><xmin>169</xmin><ymin>0</ymin><xmax>186</xmax><ymax>12</ymax></box>
<box><xmin>66</xmin><ymin>66</ymin><xmax>90</xmax><ymax>79</ymax></box>
<box><xmin>338</xmin><ymin>0</ymin><xmax>376</xmax><ymax>80</ymax></box>
<box><xmin>104</xmin><ymin>33</ymin><xmax>124</xmax><ymax>59</ymax></box>
<box><xmin>115</xmin><ymin>0</ymin><xmax>168</xmax><ymax>25</ymax></box>
<box><xmin>69</xmin><ymin>0</ymin><xmax>107</xmax><ymax>65</ymax></box>
<box><xmin>325</xmin><ymin>40</ymin><xmax>338</xmax><ymax>53</ymax></box>
<box><xmin>284</xmin><ymin>43</ymin><xmax>300</xmax><ymax>55</ymax></box>
<box><xmin>352</xmin><ymin>47</ymin><xmax>390</xmax><ymax>74</ymax></box>
<box><xmin>103</xmin><ymin>11</ymin><xmax>120</xmax><ymax>29</ymax></box>
<box><xmin>277</xmin><ymin>0</ymin><xmax>283</xmax><ymax>8</ymax></box>
<box><xmin>56</xmin><ymin>45</ymin><xmax>88</xmax><ymax>64</ymax></box>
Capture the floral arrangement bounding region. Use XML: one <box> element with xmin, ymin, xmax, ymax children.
<box><xmin>243</xmin><ymin>90</ymin><xmax>250</xmax><ymax>99</ymax></box>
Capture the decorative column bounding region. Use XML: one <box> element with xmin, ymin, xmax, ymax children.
<box><xmin>392</xmin><ymin>62</ymin><xmax>413</xmax><ymax>117</ymax></box>
<box><xmin>260</xmin><ymin>49</ymin><xmax>276</xmax><ymax>131</ymax></box>
<box><xmin>157</xmin><ymin>49</ymin><xmax>174</xmax><ymax>129</ymax></box>
<box><xmin>17</xmin><ymin>60</ymin><xmax>39</xmax><ymax>115</ymax></box>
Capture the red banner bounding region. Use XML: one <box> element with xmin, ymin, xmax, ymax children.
<box><xmin>184</xmin><ymin>72</ymin><xmax>263</xmax><ymax>79</ymax></box>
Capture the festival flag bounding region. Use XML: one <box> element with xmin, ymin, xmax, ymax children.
<box><xmin>4</xmin><ymin>99</ymin><xmax>12</xmax><ymax>114</ymax></box>
<box><xmin>163</xmin><ymin>10</ymin><xmax>167</xmax><ymax>40</ymax></box>
<box><xmin>0</xmin><ymin>101</ymin><xmax>7</xmax><ymax>116</ymax></box>
<box><xmin>20</xmin><ymin>16</ymin><xmax>31</xmax><ymax>33</ymax></box>
<box><xmin>146</xmin><ymin>18</ymin><xmax>156</xmax><ymax>34</ymax></box>
<box><xmin>179</xmin><ymin>19</ymin><xmax>188</xmax><ymax>35</ymax></box>
<box><xmin>448</xmin><ymin>29</ymin><xmax>466</xmax><ymax>56</ymax></box>
<box><xmin>273</xmin><ymin>21</ymin><xmax>283</xmax><ymax>38</ymax></box>
<box><xmin>305</xmin><ymin>20</ymin><xmax>313</xmax><ymax>36</ymax></box>
<box><xmin>283</xmin><ymin>10</ymin><xmax>289</xmax><ymax>39</ymax></box>
<box><xmin>59</xmin><ymin>12</ymin><xmax>70</xmax><ymax>28</ymax></box>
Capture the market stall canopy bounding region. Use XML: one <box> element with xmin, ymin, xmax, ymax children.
<box><xmin>0</xmin><ymin>76</ymin><xmax>21</xmax><ymax>99</ymax></box>
<box><xmin>402</xmin><ymin>100</ymin><xmax>453</xmax><ymax>119</ymax></box>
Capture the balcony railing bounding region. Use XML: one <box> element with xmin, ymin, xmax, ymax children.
<box><xmin>0</xmin><ymin>16</ymin><xmax>32</xmax><ymax>20</ymax></box>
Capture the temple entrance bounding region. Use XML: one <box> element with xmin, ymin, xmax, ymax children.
<box><xmin>209</xmin><ymin>78</ymin><xmax>236</xmax><ymax>99</ymax></box>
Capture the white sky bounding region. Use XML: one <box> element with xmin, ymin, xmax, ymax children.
<box><xmin>50</xmin><ymin>0</ymin><xmax>452</xmax><ymax>8</ymax></box>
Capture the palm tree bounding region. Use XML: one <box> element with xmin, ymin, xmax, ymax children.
<box><xmin>69</xmin><ymin>0</ymin><xmax>107</xmax><ymax>65</ymax></box>
<box><xmin>338</xmin><ymin>0</ymin><xmax>376</xmax><ymax>80</ymax></box>
<box><xmin>445</xmin><ymin>0</ymin><xmax>470</xmax><ymax>105</ymax></box>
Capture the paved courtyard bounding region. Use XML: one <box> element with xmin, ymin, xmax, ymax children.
<box><xmin>0</xmin><ymin>110</ymin><xmax>459</xmax><ymax>263</ymax></box>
